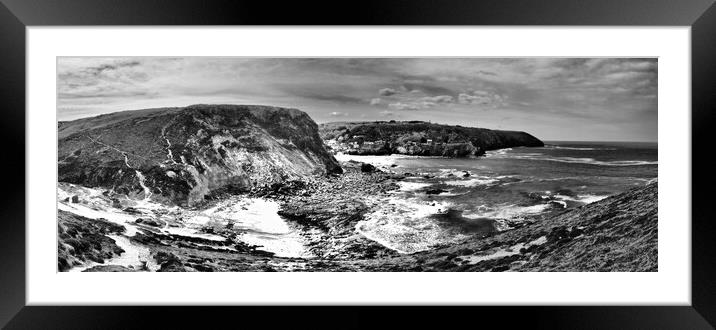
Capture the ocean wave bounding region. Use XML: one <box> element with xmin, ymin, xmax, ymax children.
<box><xmin>356</xmin><ymin>198</ymin><xmax>468</xmax><ymax>254</ymax></box>
<box><xmin>436</xmin><ymin>168</ymin><xmax>473</xmax><ymax>178</ymax></box>
<box><xmin>442</xmin><ymin>174</ymin><xmax>518</xmax><ymax>188</ymax></box>
<box><xmin>334</xmin><ymin>152</ymin><xmax>404</xmax><ymax>168</ymax></box>
<box><xmin>544</xmin><ymin>145</ymin><xmax>617</xmax><ymax>151</ymax></box>
<box><xmin>444</xmin><ymin>177</ymin><xmax>499</xmax><ymax>187</ymax></box>
<box><xmin>484</xmin><ymin>148</ymin><xmax>512</xmax><ymax>157</ymax></box>
<box><xmin>506</xmin><ymin>154</ymin><xmax>657</xmax><ymax>166</ymax></box>
<box><xmin>437</xmin><ymin>191</ymin><xmax>469</xmax><ymax>197</ymax></box>
<box><xmin>464</xmin><ymin>203</ymin><xmax>552</xmax><ymax>221</ymax></box>
<box><xmin>553</xmin><ymin>194</ymin><xmax>609</xmax><ymax>204</ymax></box>
<box><xmin>334</xmin><ymin>152</ymin><xmax>444</xmax><ymax>168</ymax></box>
<box><xmin>396</xmin><ymin>181</ymin><xmax>433</xmax><ymax>192</ymax></box>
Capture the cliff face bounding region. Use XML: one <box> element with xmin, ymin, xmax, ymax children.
<box><xmin>319</xmin><ymin>121</ymin><xmax>544</xmax><ymax>157</ymax></box>
<box><xmin>58</xmin><ymin>104</ymin><xmax>341</xmax><ymax>206</ymax></box>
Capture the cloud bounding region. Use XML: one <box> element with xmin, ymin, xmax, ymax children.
<box><xmin>329</xmin><ymin>111</ymin><xmax>349</xmax><ymax>117</ymax></box>
<box><xmin>385</xmin><ymin>94</ymin><xmax>455</xmax><ymax>111</ymax></box>
<box><xmin>379</xmin><ymin>110</ymin><xmax>397</xmax><ymax>117</ymax></box>
<box><xmin>272</xmin><ymin>85</ymin><xmax>365</xmax><ymax>104</ymax></box>
<box><xmin>56</xmin><ymin>59</ymin><xmax>155</xmax><ymax>101</ymax></box>
<box><xmin>401</xmin><ymin>83</ymin><xmax>454</xmax><ymax>96</ymax></box>
<box><xmin>90</xmin><ymin>60</ymin><xmax>141</xmax><ymax>73</ymax></box>
<box><xmin>379</xmin><ymin>88</ymin><xmax>398</xmax><ymax>96</ymax></box>
<box><xmin>477</xmin><ymin>70</ymin><xmax>497</xmax><ymax>76</ymax></box>
<box><xmin>422</xmin><ymin>95</ymin><xmax>454</xmax><ymax>104</ymax></box>
<box><xmin>59</xmin><ymin>59</ymin><xmax>141</xmax><ymax>76</ymax></box>
<box><xmin>388</xmin><ymin>102</ymin><xmax>422</xmax><ymax>111</ymax></box>
<box><xmin>56</xmin><ymin>57</ymin><xmax>657</xmax><ymax>141</ymax></box>
<box><xmin>457</xmin><ymin>90</ymin><xmax>506</xmax><ymax>108</ymax></box>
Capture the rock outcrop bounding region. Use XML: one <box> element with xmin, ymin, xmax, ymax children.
<box><xmin>320</xmin><ymin>121</ymin><xmax>544</xmax><ymax>157</ymax></box>
<box><xmin>57</xmin><ymin>210</ymin><xmax>126</xmax><ymax>271</ymax></box>
<box><xmin>58</xmin><ymin>104</ymin><xmax>341</xmax><ymax>206</ymax></box>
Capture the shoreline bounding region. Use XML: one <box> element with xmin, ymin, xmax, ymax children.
<box><xmin>57</xmin><ymin>155</ymin><xmax>657</xmax><ymax>272</ymax></box>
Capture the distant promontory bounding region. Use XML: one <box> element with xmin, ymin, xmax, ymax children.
<box><xmin>319</xmin><ymin>121</ymin><xmax>544</xmax><ymax>157</ymax></box>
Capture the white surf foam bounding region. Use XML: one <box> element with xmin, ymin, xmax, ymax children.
<box><xmin>544</xmin><ymin>145</ymin><xmax>617</xmax><ymax>151</ymax></box>
<box><xmin>467</xmin><ymin>203</ymin><xmax>551</xmax><ymax>220</ymax></box>
<box><xmin>334</xmin><ymin>153</ymin><xmax>403</xmax><ymax>168</ymax></box>
<box><xmin>484</xmin><ymin>148</ymin><xmax>512</xmax><ymax>157</ymax></box>
<box><xmin>444</xmin><ymin>177</ymin><xmax>499</xmax><ymax>187</ymax></box>
<box><xmin>436</xmin><ymin>169</ymin><xmax>475</xmax><ymax>178</ymax></box>
<box><xmin>553</xmin><ymin>194</ymin><xmax>609</xmax><ymax>205</ymax></box>
<box><xmin>505</xmin><ymin>154</ymin><xmax>657</xmax><ymax>166</ymax></box>
<box><xmin>396</xmin><ymin>181</ymin><xmax>432</xmax><ymax>192</ymax></box>
<box><xmin>356</xmin><ymin>198</ymin><xmax>465</xmax><ymax>254</ymax></box>
<box><xmin>334</xmin><ymin>152</ymin><xmax>440</xmax><ymax>168</ymax></box>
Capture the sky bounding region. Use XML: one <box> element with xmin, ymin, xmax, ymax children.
<box><xmin>57</xmin><ymin>57</ymin><xmax>657</xmax><ymax>142</ymax></box>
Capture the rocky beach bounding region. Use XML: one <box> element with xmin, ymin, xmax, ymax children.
<box><xmin>57</xmin><ymin>104</ymin><xmax>658</xmax><ymax>272</ymax></box>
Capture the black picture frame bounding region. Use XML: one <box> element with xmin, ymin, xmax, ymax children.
<box><xmin>1</xmin><ymin>0</ymin><xmax>714</xmax><ymax>328</ymax></box>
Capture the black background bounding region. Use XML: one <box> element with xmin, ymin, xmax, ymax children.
<box><xmin>1</xmin><ymin>0</ymin><xmax>714</xmax><ymax>328</ymax></box>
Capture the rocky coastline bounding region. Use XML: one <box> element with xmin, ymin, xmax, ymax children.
<box><xmin>57</xmin><ymin>105</ymin><xmax>656</xmax><ymax>272</ymax></box>
<box><xmin>353</xmin><ymin>180</ymin><xmax>658</xmax><ymax>272</ymax></box>
<box><xmin>58</xmin><ymin>161</ymin><xmax>657</xmax><ymax>272</ymax></box>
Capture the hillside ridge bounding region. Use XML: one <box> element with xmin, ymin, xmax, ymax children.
<box><xmin>58</xmin><ymin>104</ymin><xmax>341</xmax><ymax>206</ymax></box>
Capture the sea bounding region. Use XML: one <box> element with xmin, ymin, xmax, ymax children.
<box><xmin>337</xmin><ymin>141</ymin><xmax>658</xmax><ymax>253</ymax></box>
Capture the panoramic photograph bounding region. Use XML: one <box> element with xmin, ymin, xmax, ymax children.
<box><xmin>56</xmin><ymin>57</ymin><xmax>657</xmax><ymax>272</ymax></box>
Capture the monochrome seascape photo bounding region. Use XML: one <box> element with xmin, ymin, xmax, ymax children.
<box><xmin>56</xmin><ymin>57</ymin><xmax>657</xmax><ymax>272</ymax></box>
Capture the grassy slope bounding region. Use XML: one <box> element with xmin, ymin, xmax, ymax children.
<box><xmin>57</xmin><ymin>210</ymin><xmax>126</xmax><ymax>271</ymax></box>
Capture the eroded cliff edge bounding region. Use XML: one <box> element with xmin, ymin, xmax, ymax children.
<box><xmin>58</xmin><ymin>104</ymin><xmax>341</xmax><ymax>206</ymax></box>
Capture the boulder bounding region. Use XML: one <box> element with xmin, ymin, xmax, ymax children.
<box><xmin>360</xmin><ymin>163</ymin><xmax>376</xmax><ymax>173</ymax></box>
<box><xmin>123</xmin><ymin>207</ymin><xmax>142</xmax><ymax>214</ymax></box>
<box><xmin>135</xmin><ymin>218</ymin><xmax>163</xmax><ymax>227</ymax></box>
<box><xmin>426</xmin><ymin>189</ymin><xmax>449</xmax><ymax>195</ymax></box>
